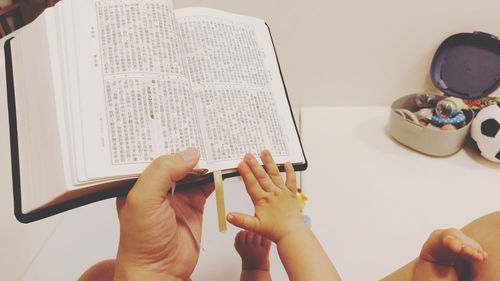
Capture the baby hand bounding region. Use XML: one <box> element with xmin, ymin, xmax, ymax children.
<box><xmin>227</xmin><ymin>150</ymin><xmax>305</xmax><ymax>243</ymax></box>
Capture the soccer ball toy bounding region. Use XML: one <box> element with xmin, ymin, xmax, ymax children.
<box><xmin>471</xmin><ymin>104</ymin><xmax>500</xmax><ymax>162</ymax></box>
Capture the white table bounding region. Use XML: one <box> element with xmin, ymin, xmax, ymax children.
<box><xmin>3</xmin><ymin>106</ymin><xmax>500</xmax><ymax>280</ymax></box>
<box><xmin>300</xmin><ymin>106</ymin><xmax>500</xmax><ymax>280</ymax></box>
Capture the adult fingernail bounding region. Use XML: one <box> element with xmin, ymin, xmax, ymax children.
<box><xmin>179</xmin><ymin>147</ymin><xmax>199</xmax><ymax>163</ymax></box>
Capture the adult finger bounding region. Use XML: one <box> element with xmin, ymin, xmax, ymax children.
<box><xmin>244</xmin><ymin>153</ymin><xmax>276</xmax><ymax>192</ymax></box>
<box><xmin>260</xmin><ymin>150</ymin><xmax>285</xmax><ymax>188</ymax></box>
<box><xmin>127</xmin><ymin>147</ymin><xmax>200</xmax><ymax>207</ymax></box>
<box><xmin>200</xmin><ymin>182</ymin><xmax>215</xmax><ymax>198</ymax></box>
<box><xmin>179</xmin><ymin>182</ymin><xmax>215</xmax><ymax>213</ymax></box>
<box><xmin>115</xmin><ymin>196</ymin><xmax>126</xmax><ymax>213</ymax></box>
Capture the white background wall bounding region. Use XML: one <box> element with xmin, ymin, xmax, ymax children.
<box><xmin>0</xmin><ymin>0</ymin><xmax>11</xmax><ymax>8</ymax></box>
<box><xmin>174</xmin><ymin>0</ymin><xmax>500</xmax><ymax>106</ymax></box>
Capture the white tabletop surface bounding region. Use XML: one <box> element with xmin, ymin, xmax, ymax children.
<box><xmin>300</xmin><ymin>106</ymin><xmax>500</xmax><ymax>280</ymax></box>
<box><xmin>3</xmin><ymin>105</ymin><xmax>500</xmax><ymax>280</ymax></box>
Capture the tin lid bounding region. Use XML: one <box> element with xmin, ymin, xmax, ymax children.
<box><xmin>430</xmin><ymin>31</ymin><xmax>500</xmax><ymax>99</ymax></box>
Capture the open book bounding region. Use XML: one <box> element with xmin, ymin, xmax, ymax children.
<box><xmin>3</xmin><ymin>0</ymin><xmax>306</xmax><ymax>223</ymax></box>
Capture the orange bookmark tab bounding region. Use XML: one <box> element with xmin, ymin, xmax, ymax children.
<box><xmin>214</xmin><ymin>170</ymin><xmax>227</xmax><ymax>232</ymax></box>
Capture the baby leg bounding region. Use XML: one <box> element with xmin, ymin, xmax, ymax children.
<box><xmin>383</xmin><ymin>212</ymin><xmax>500</xmax><ymax>281</ymax></box>
<box><xmin>413</xmin><ymin>228</ymin><xmax>487</xmax><ymax>281</ymax></box>
<box><xmin>458</xmin><ymin>211</ymin><xmax>500</xmax><ymax>281</ymax></box>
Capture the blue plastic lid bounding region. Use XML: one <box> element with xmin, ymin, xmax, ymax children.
<box><xmin>430</xmin><ymin>32</ymin><xmax>500</xmax><ymax>99</ymax></box>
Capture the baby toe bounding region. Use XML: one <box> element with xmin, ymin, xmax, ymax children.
<box><xmin>261</xmin><ymin>237</ymin><xmax>271</xmax><ymax>248</ymax></box>
<box><xmin>443</xmin><ymin>234</ymin><xmax>463</xmax><ymax>254</ymax></box>
<box><xmin>253</xmin><ymin>233</ymin><xmax>262</xmax><ymax>246</ymax></box>
<box><xmin>245</xmin><ymin>231</ymin><xmax>255</xmax><ymax>244</ymax></box>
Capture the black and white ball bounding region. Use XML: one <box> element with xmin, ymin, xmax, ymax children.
<box><xmin>471</xmin><ymin>104</ymin><xmax>500</xmax><ymax>162</ymax></box>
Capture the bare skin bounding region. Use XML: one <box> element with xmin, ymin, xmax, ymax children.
<box><xmin>412</xmin><ymin>228</ymin><xmax>487</xmax><ymax>281</ymax></box>
<box><xmin>79</xmin><ymin>148</ymin><xmax>214</xmax><ymax>281</ymax></box>
<box><xmin>235</xmin><ymin>230</ymin><xmax>272</xmax><ymax>281</ymax></box>
<box><xmin>80</xmin><ymin>150</ymin><xmax>340</xmax><ymax>281</ymax></box>
<box><xmin>227</xmin><ymin>150</ymin><xmax>342</xmax><ymax>281</ymax></box>
<box><xmin>78</xmin><ymin>260</ymin><xmax>115</xmax><ymax>281</ymax></box>
<box><xmin>80</xmin><ymin>149</ymin><xmax>500</xmax><ymax>281</ymax></box>
<box><xmin>458</xmin><ymin>211</ymin><xmax>500</xmax><ymax>281</ymax></box>
<box><xmin>383</xmin><ymin>211</ymin><xmax>500</xmax><ymax>281</ymax></box>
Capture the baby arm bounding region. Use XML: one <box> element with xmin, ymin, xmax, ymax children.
<box><xmin>227</xmin><ymin>151</ymin><xmax>342</xmax><ymax>281</ymax></box>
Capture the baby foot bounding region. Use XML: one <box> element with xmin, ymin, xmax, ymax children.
<box><xmin>420</xmin><ymin>228</ymin><xmax>488</xmax><ymax>266</ymax></box>
<box><xmin>235</xmin><ymin>230</ymin><xmax>272</xmax><ymax>281</ymax></box>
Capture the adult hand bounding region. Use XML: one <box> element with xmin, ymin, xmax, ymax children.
<box><xmin>114</xmin><ymin>148</ymin><xmax>214</xmax><ymax>281</ymax></box>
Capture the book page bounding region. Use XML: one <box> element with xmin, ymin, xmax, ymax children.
<box><xmin>57</xmin><ymin>0</ymin><xmax>90</xmax><ymax>184</ymax></box>
<box><xmin>71</xmin><ymin>0</ymin><xmax>206</xmax><ymax>180</ymax></box>
<box><xmin>8</xmin><ymin>10</ymin><xmax>72</xmax><ymax>212</ymax></box>
<box><xmin>175</xmin><ymin>8</ymin><xmax>305</xmax><ymax>171</ymax></box>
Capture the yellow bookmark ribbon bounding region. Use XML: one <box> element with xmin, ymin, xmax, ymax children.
<box><xmin>213</xmin><ymin>170</ymin><xmax>227</xmax><ymax>232</ymax></box>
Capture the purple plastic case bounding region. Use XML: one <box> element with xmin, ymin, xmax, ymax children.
<box><xmin>430</xmin><ymin>31</ymin><xmax>500</xmax><ymax>99</ymax></box>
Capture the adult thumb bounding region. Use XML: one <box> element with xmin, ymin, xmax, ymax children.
<box><xmin>127</xmin><ymin>147</ymin><xmax>200</xmax><ymax>206</ymax></box>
